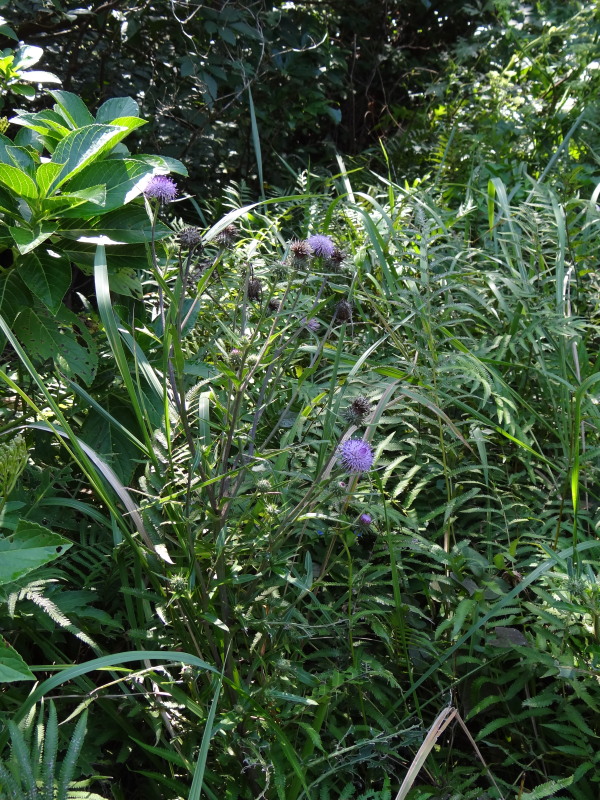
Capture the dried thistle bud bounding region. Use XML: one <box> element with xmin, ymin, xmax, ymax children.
<box><xmin>289</xmin><ymin>239</ymin><xmax>311</xmax><ymax>259</ymax></box>
<box><xmin>247</xmin><ymin>278</ymin><xmax>262</xmax><ymax>301</ymax></box>
<box><xmin>215</xmin><ymin>224</ymin><xmax>238</xmax><ymax>248</ymax></box>
<box><xmin>335</xmin><ymin>299</ymin><xmax>353</xmax><ymax>322</ymax></box>
<box><xmin>268</xmin><ymin>298</ymin><xmax>282</xmax><ymax>313</ymax></box>
<box><xmin>343</xmin><ymin>396</ymin><xmax>372</xmax><ymax>425</ymax></box>
<box><xmin>328</xmin><ymin>247</ymin><xmax>345</xmax><ymax>270</ymax></box>
<box><xmin>179</xmin><ymin>227</ymin><xmax>203</xmax><ymax>249</ymax></box>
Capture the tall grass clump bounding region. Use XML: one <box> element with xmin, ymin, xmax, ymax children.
<box><xmin>2</xmin><ymin>149</ymin><xmax>600</xmax><ymax>800</ymax></box>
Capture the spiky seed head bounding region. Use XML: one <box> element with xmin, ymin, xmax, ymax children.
<box><xmin>343</xmin><ymin>396</ymin><xmax>372</xmax><ymax>425</ymax></box>
<box><xmin>179</xmin><ymin>227</ymin><xmax>203</xmax><ymax>249</ymax></box>
<box><xmin>335</xmin><ymin>299</ymin><xmax>353</xmax><ymax>322</ymax></box>
<box><xmin>215</xmin><ymin>224</ymin><xmax>238</xmax><ymax>247</ymax></box>
<box><xmin>328</xmin><ymin>247</ymin><xmax>345</xmax><ymax>267</ymax></box>
<box><xmin>247</xmin><ymin>278</ymin><xmax>262</xmax><ymax>301</ymax></box>
<box><xmin>290</xmin><ymin>239</ymin><xmax>311</xmax><ymax>259</ymax></box>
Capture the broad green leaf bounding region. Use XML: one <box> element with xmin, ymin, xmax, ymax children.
<box><xmin>12</xmin><ymin>44</ymin><xmax>43</xmax><ymax>70</ymax></box>
<box><xmin>49</xmin><ymin>124</ymin><xmax>129</xmax><ymax>191</ymax></box>
<box><xmin>0</xmin><ymin>185</ymin><xmax>22</xmax><ymax>216</ymax></box>
<box><xmin>59</xmin><ymin>158</ymin><xmax>154</xmax><ymax>216</ymax></box>
<box><xmin>107</xmin><ymin>116</ymin><xmax>146</xmax><ymax>135</ymax></box>
<box><xmin>20</xmin><ymin>249</ymin><xmax>70</xmax><ymax>312</ymax></box>
<box><xmin>18</xmin><ymin>69</ymin><xmax>61</xmax><ymax>84</ymax></box>
<box><xmin>11</xmin><ymin>110</ymin><xmax>70</xmax><ymax>137</ymax></box>
<box><xmin>0</xmin><ymin>519</ymin><xmax>71</xmax><ymax>584</ymax></box>
<box><xmin>17</xmin><ymin>306</ymin><xmax>98</xmax><ymax>384</ymax></box>
<box><xmin>61</xmin><ymin>205</ymin><xmax>172</xmax><ymax>244</ymax></box>
<box><xmin>36</xmin><ymin>161</ymin><xmax>64</xmax><ymax>196</ymax></box>
<box><xmin>6</xmin><ymin>145</ymin><xmax>37</xmax><ymax>178</ymax></box>
<box><xmin>9</xmin><ymin>223</ymin><xmax>55</xmax><ymax>255</ymax></box>
<box><xmin>0</xmin><ymin>635</ymin><xmax>35</xmax><ymax>682</ymax></box>
<box><xmin>49</xmin><ymin>89</ymin><xmax>95</xmax><ymax>128</ymax></box>
<box><xmin>11</xmin><ymin>84</ymin><xmax>35</xmax><ymax>98</ymax></box>
<box><xmin>41</xmin><ymin>184</ymin><xmax>106</xmax><ymax>215</ymax></box>
<box><xmin>136</xmin><ymin>154</ymin><xmax>188</xmax><ymax>176</ymax></box>
<box><xmin>0</xmin><ymin>163</ymin><xmax>38</xmax><ymax>198</ymax></box>
<box><xmin>0</xmin><ymin>270</ymin><xmax>29</xmax><ymax>324</ymax></box>
<box><xmin>96</xmin><ymin>96</ymin><xmax>139</xmax><ymax>123</ymax></box>
<box><xmin>60</xmin><ymin>239</ymin><xmax>156</xmax><ymax>274</ymax></box>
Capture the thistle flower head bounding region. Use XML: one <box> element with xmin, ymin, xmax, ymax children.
<box><xmin>301</xmin><ymin>317</ymin><xmax>320</xmax><ymax>333</ymax></box>
<box><xmin>338</xmin><ymin>438</ymin><xmax>374</xmax><ymax>474</ymax></box>
<box><xmin>307</xmin><ymin>234</ymin><xmax>336</xmax><ymax>259</ymax></box>
<box><xmin>179</xmin><ymin>227</ymin><xmax>203</xmax><ymax>249</ymax></box>
<box><xmin>228</xmin><ymin>348</ymin><xmax>243</xmax><ymax>366</ymax></box>
<box><xmin>290</xmin><ymin>239</ymin><xmax>311</xmax><ymax>259</ymax></box>
<box><xmin>247</xmin><ymin>278</ymin><xmax>262</xmax><ymax>301</ymax></box>
<box><xmin>215</xmin><ymin>224</ymin><xmax>238</xmax><ymax>248</ymax></box>
<box><xmin>358</xmin><ymin>513</ymin><xmax>373</xmax><ymax>526</ymax></box>
<box><xmin>329</xmin><ymin>247</ymin><xmax>345</xmax><ymax>268</ymax></box>
<box><xmin>144</xmin><ymin>175</ymin><xmax>177</xmax><ymax>203</ymax></box>
<box><xmin>335</xmin><ymin>299</ymin><xmax>353</xmax><ymax>322</ymax></box>
<box><xmin>343</xmin><ymin>396</ymin><xmax>372</xmax><ymax>426</ymax></box>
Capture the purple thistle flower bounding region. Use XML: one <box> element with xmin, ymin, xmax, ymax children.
<box><xmin>144</xmin><ymin>175</ymin><xmax>178</xmax><ymax>203</ymax></box>
<box><xmin>338</xmin><ymin>438</ymin><xmax>374</xmax><ymax>474</ymax></box>
<box><xmin>359</xmin><ymin>513</ymin><xmax>373</xmax><ymax>526</ymax></box>
<box><xmin>307</xmin><ymin>234</ymin><xmax>336</xmax><ymax>259</ymax></box>
<box><xmin>301</xmin><ymin>317</ymin><xmax>320</xmax><ymax>333</ymax></box>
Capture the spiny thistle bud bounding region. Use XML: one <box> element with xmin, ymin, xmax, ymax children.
<box><xmin>331</xmin><ymin>480</ymin><xmax>348</xmax><ymax>498</ymax></box>
<box><xmin>247</xmin><ymin>278</ymin><xmax>262</xmax><ymax>301</ymax></box>
<box><xmin>228</xmin><ymin>348</ymin><xmax>243</xmax><ymax>366</ymax></box>
<box><xmin>169</xmin><ymin>573</ymin><xmax>188</xmax><ymax>594</ymax></box>
<box><xmin>179</xmin><ymin>227</ymin><xmax>203</xmax><ymax>249</ymax></box>
<box><xmin>338</xmin><ymin>438</ymin><xmax>374</xmax><ymax>474</ymax></box>
<box><xmin>307</xmin><ymin>234</ymin><xmax>335</xmax><ymax>259</ymax></box>
<box><xmin>215</xmin><ymin>224</ymin><xmax>238</xmax><ymax>248</ymax></box>
<box><xmin>144</xmin><ymin>175</ymin><xmax>178</xmax><ymax>204</ymax></box>
<box><xmin>289</xmin><ymin>239</ymin><xmax>311</xmax><ymax>260</ymax></box>
<box><xmin>256</xmin><ymin>479</ymin><xmax>272</xmax><ymax>493</ymax></box>
<box><xmin>343</xmin><ymin>396</ymin><xmax>372</xmax><ymax>426</ymax></box>
<box><xmin>0</xmin><ymin>433</ymin><xmax>28</xmax><ymax>500</ymax></box>
<box><xmin>335</xmin><ymin>299</ymin><xmax>353</xmax><ymax>322</ymax></box>
<box><xmin>0</xmin><ymin>117</ymin><xmax>9</xmax><ymax>135</ymax></box>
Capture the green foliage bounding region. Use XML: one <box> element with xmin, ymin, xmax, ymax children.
<box><xmin>1</xmin><ymin>3</ymin><xmax>600</xmax><ymax>799</ymax></box>
<box><xmin>0</xmin><ymin>86</ymin><xmax>186</xmax><ymax>383</ymax></box>
<box><xmin>0</xmin><ymin>703</ymin><xmax>107</xmax><ymax>800</ymax></box>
